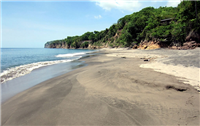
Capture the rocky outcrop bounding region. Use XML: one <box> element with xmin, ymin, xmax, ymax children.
<box><xmin>169</xmin><ymin>30</ymin><xmax>200</xmax><ymax>50</ymax></box>
<box><xmin>88</xmin><ymin>43</ymin><xmax>109</xmax><ymax>49</ymax></box>
<box><xmin>44</xmin><ymin>42</ymin><xmax>51</xmax><ymax>48</ymax></box>
<box><xmin>45</xmin><ymin>43</ymin><xmax>69</xmax><ymax>49</ymax></box>
<box><xmin>182</xmin><ymin>41</ymin><xmax>200</xmax><ymax>49</ymax></box>
<box><xmin>185</xmin><ymin>30</ymin><xmax>200</xmax><ymax>43</ymax></box>
<box><xmin>137</xmin><ymin>40</ymin><xmax>161</xmax><ymax>50</ymax></box>
<box><xmin>88</xmin><ymin>44</ymin><xmax>96</xmax><ymax>49</ymax></box>
<box><xmin>170</xmin><ymin>41</ymin><xmax>200</xmax><ymax>50</ymax></box>
<box><xmin>45</xmin><ymin>42</ymin><xmax>101</xmax><ymax>49</ymax></box>
<box><xmin>132</xmin><ymin>45</ymin><xmax>138</xmax><ymax>49</ymax></box>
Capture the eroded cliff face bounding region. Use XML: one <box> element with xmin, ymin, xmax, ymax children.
<box><xmin>135</xmin><ymin>40</ymin><xmax>170</xmax><ymax>50</ymax></box>
<box><xmin>45</xmin><ymin>43</ymin><xmax>69</xmax><ymax>49</ymax></box>
<box><xmin>88</xmin><ymin>43</ymin><xmax>109</xmax><ymax>49</ymax></box>
<box><xmin>44</xmin><ymin>43</ymin><xmax>51</xmax><ymax>48</ymax></box>
<box><xmin>45</xmin><ymin>42</ymin><xmax>108</xmax><ymax>49</ymax></box>
<box><xmin>137</xmin><ymin>41</ymin><xmax>161</xmax><ymax>50</ymax></box>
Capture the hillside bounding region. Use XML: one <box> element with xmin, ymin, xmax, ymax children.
<box><xmin>44</xmin><ymin>1</ymin><xmax>200</xmax><ymax>50</ymax></box>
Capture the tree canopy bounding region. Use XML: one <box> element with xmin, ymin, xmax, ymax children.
<box><xmin>46</xmin><ymin>1</ymin><xmax>200</xmax><ymax>48</ymax></box>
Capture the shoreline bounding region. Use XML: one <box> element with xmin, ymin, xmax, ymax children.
<box><xmin>1</xmin><ymin>51</ymin><xmax>102</xmax><ymax>103</ymax></box>
<box><xmin>2</xmin><ymin>49</ymin><xmax>199</xmax><ymax>125</ymax></box>
<box><xmin>1</xmin><ymin>59</ymin><xmax>89</xmax><ymax>103</ymax></box>
<box><xmin>0</xmin><ymin>48</ymin><xmax>98</xmax><ymax>84</ymax></box>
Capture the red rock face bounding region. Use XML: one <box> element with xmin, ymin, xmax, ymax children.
<box><xmin>137</xmin><ymin>41</ymin><xmax>161</xmax><ymax>50</ymax></box>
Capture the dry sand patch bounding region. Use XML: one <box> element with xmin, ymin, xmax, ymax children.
<box><xmin>101</xmin><ymin>48</ymin><xmax>200</xmax><ymax>92</ymax></box>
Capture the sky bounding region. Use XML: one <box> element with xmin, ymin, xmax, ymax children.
<box><xmin>1</xmin><ymin>0</ymin><xmax>181</xmax><ymax>48</ymax></box>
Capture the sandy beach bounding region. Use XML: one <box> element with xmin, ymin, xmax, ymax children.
<box><xmin>1</xmin><ymin>48</ymin><xmax>200</xmax><ymax>125</ymax></box>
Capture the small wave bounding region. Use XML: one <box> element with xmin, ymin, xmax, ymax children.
<box><xmin>0</xmin><ymin>56</ymin><xmax>82</xmax><ymax>83</ymax></box>
<box><xmin>56</xmin><ymin>52</ymin><xmax>86</xmax><ymax>58</ymax></box>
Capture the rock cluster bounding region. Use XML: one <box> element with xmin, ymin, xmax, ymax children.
<box><xmin>170</xmin><ymin>41</ymin><xmax>200</xmax><ymax>50</ymax></box>
<box><xmin>136</xmin><ymin>40</ymin><xmax>161</xmax><ymax>50</ymax></box>
<box><xmin>169</xmin><ymin>30</ymin><xmax>200</xmax><ymax>50</ymax></box>
<box><xmin>182</xmin><ymin>41</ymin><xmax>200</xmax><ymax>49</ymax></box>
<box><xmin>170</xmin><ymin>31</ymin><xmax>200</xmax><ymax>50</ymax></box>
<box><xmin>185</xmin><ymin>30</ymin><xmax>200</xmax><ymax>43</ymax></box>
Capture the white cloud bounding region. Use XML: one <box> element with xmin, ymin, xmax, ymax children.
<box><xmin>166</xmin><ymin>0</ymin><xmax>181</xmax><ymax>7</ymax></box>
<box><xmin>94</xmin><ymin>15</ymin><xmax>102</xmax><ymax>19</ymax></box>
<box><xmin>150</xmin><ymin>0</ymin><xmax>165</xmax><ymax>2</ymax></box>
<box><xmin>94</xmin><ymin>0</ymin><xmax>141</xmax><ymax>12</ymax></box>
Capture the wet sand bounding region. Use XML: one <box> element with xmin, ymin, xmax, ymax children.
<box><xmin>1</xmin><ymin>49</ymin><xmax>199</xmax><ymax>125</ymax></box>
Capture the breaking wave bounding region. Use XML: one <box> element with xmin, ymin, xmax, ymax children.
<box><xmin>56</xmin><ymin>52</ymin><xmax>86</xmax><ymax>57</ymax></box>
<box><xmin>0</xmin><ymin>57</ymin><xmax>81</xmax><ymax>83</ymax></box>
<box><xmin>55</xmin><ymin>50</ymin><xmax>97</xmax><ymax>58</ymax></box>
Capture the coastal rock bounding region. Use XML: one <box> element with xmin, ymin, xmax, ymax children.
<box><xmin>88</xmin><ymin>44</ymin><xmax>94</xmax><ymax>49</ymax></box>
<box><xmin>61</xmin><ymin>42</ymin><xmax>69</xmax><ymax>49</ymax></box>
<box><xmin>185</xmin><ymin>30</ymin><xmax>200</xmax><ymax>43</ymax></box>
<box><xmin>180</xmin><ymin>41</ymin><xmax>200</xmax><ymax>50</ymax></box>
<box><xmin>47</xmin><ymin>43</ymin><xmax>69</xmax><ymax>49</ymax></box>
<box><xmin>88</xmin><ymin>43</ymin><xmax>106</xmax><ymax>49</ymax></box>
<box><xmin>44</xmin><ymin>42</ymin><xmax>51</xmax><ymax>48</ymax></box>
<box><xmin>146</xmin><ymin>44</ymin><xmax>160</xmax><ymax>50</ymax></box>
<box><xmin>170</xmin><ymin>41</ymin><xmax>200</xmax><ymax>50</ymax></box>
<box><xmin>132</xmin><ymin>45</ymin><xmax>138</xmax><ymax>49</ymax></box>
<box><xmin>137</xmin><ymin>40</ymin><xmax>161</xmax><ymax>50</ymax></box>
<box><xmin>171</xmin><ymin>46</ymin><xmax>178</xmax><ymax>49</ymax></box>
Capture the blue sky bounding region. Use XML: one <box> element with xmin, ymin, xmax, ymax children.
<box><xmin>1</xmin><ymin>0</ymin><xmax>181</xmax><ymax>48</ymax></box>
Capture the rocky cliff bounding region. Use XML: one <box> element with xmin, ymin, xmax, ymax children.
<box><xmin>44</xmin><ymin>42</ymin><xmax>51</xmax><ymax>48</ymax></box>
<box><xmin>44</xmin><ymin>42</ymin><xmax>69</xmax><ymax>49</ymax></box>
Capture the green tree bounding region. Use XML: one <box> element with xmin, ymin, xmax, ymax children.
<box><xmin>89</xmin><ymin>33</ymin><xmax>95</xmax><ymax>43</ymax></box>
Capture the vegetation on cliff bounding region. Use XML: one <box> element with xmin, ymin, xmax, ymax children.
<box><xmin>45</xmin><ymin>1</ymin><xmax>200</xmax><ymax>49</ymax></box>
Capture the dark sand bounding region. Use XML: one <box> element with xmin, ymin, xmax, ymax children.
<box><xmin>1</xmin><ymin>53</ymin><xmax>199</xmax><ymax>125</ymax></box>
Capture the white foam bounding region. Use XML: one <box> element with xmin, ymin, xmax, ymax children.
<box><xmin>56</xmin><ymin>52</ymin><xmax>86</xmax><ymax>57</ymax></box>
<box><xmin>55</xmin><ymin>50</ymin><xmax>99</xmax><ymax>58</ymax></box>
<box><xmin>0</xmin><ymin>56</ymin><xmax>82</xmax><ymax>83</ymax></box>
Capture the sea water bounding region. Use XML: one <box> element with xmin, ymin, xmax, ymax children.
<box><xmin>1</xmin><ymin>48</ymin><xmax>97</xmax><ymax>102</ymax></box>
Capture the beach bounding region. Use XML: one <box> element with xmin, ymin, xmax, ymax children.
<box><xmin>1</xmin><ymin>48</ymin><xmax>200</xmax><ymax>125</ymax></box>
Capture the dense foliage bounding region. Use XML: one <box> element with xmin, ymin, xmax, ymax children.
<box><xmin>46</xmin><ymin>1</ymin><xmax>200</xmax><ymax>48</ymax></box>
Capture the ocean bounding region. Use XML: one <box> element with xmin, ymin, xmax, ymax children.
<box><xmin>1</xmin><ymin>48</ymin><xmax>97</xmax><ymax>102</ymax></box>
